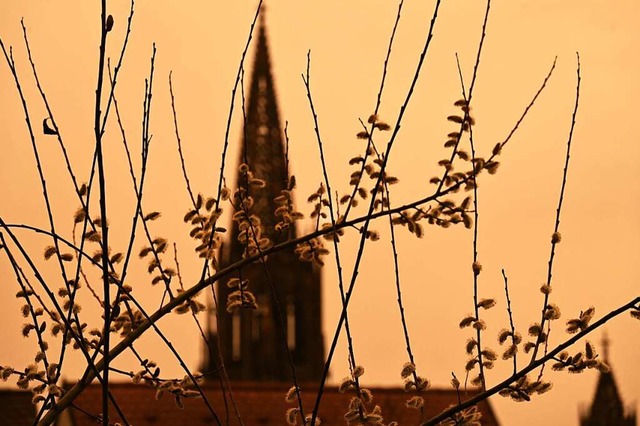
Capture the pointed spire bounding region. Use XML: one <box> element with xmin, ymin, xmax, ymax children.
<box><xmin>258</xmin><ymin>1</ymin><xmax>267</xmax><ymax>29</ymax></box>
<box><xmin>202</xmin><ymin>10</ymin><xmax>324</xmax><ymax>383</ymax></box>
<box><xmin>601</xmin><ymin>331</ymin><xmax>610</xmax><ymax>363</ymax></box>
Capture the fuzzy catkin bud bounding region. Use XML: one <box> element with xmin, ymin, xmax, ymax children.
<box><xmin>285</xmin><ymin>408</ymin><xmax>300</xmax><ymax>425</ymax></box>
<box><xmin>405</xmin><ymin>396</ymin><xmax>424</xmax><ymax>409</ymax></box>
<box><xmin>285</xmin><ymin>386</ymin><xmax>298</xmax><ymax>403</ymax></box>
<box><xmin>451</xmin><ymin>376</ymin><xmax>460</xmax><ymax>389</ymax></box>
<box><xmin>352</xmin><ymin>365</ymin><xmax>365</xmax><ymax>378</ymax></box>
<box><xmin>477</xmin><ymin>298</ymin><xmax>496</xmax><ymax>309</ymax></box>
<box><xmin>338</xmin><ymin>377</ymin><xmax>353</xmax><ymax>393</ymax></box>
<box><xmin>400</xmin><ymin>362</ymin><xmax>416</xmax><ymax>379</ymax></box>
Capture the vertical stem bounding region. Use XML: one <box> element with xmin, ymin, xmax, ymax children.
<box><xmin>529</xmin><ymin>53</ymin><xmax>581</xmax><ymax>364</ymax></box>
<box><xmin>93</xmin><ymin>1</ymin><xmax>110</xmax><ymax>424</ymax></box>
<box><xmin>501</xmin><ymin>269</ymin><xmax>518</xmax><ymax>375</ymax></box>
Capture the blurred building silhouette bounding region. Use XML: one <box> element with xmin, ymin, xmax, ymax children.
<box><xmin>0</xmin><ymin>390</ymin><xmax>36</xmax><ymax>425</ymax></box>
<box><xmin>579</xmin><ymin>334</ymin><xmax>637</xmax><ymax>426</ymax></box>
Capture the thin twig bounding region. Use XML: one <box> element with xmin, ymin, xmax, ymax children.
<box><xmin>302</xmin><ymin>52</ymin><xmax>365</xmax><ymax>423</ymax></box>
<box><xmin>501</xmin><ymin>269</ymin><xmax>518</xmax><ymax>375</ymax></box>
<box><xmin>342</xmin><ymin>0</ymin><xmax>404</xmax><ymax>222</ymax></box>
<box><xmin>169</xmin><ymin>72</ymin><xmax>197</xmax><ymax>208</ymax></box>
<box><xmin>91</xmin><ymin>2</ymin><xmax>111</xmax><ymax>422</ymax></box>
<box><xmin>100</xmin><ymin>0</ymin><xmax>136</xmax><ymax>136</ymax></box>
<box><xmin>530</xmin><ymin>53</ymin><xmax>581</xmax><ymax>364</ymax></box>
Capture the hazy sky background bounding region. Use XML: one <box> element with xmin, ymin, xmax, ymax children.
<box><xmin>1</xmin><ymin>1</ymin><xmax>638</xmax><ymax>425</ymax></box>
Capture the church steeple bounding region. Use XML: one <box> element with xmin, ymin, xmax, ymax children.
<box><xmin>579</xmin><ymin>334</ymin><xmax>637</xmax><ymax>426</ymax></box>
<box><xmin>203</xmin><ymin>11</ymin><xmax>324</xmax><ymax>383</ymax></box>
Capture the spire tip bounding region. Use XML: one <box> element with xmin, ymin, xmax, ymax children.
<box><xmin>601</xmin><ymin>331</ymin><xmax>610</xmax><ymax>363</ymax></box>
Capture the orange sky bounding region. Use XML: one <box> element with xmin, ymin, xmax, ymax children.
<box><xmin>1</xmin><ymin>1</ymin><xmax>638</xmax><ymax>425</ymax></box>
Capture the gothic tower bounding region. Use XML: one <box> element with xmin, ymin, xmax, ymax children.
<box><xmin>579</xmin><ymin>334</ymin><xmax>637</xmax><ymax>426</ymax></box>
<box><xmin>203</xmin><ymin>13</ymin><xmax>325</xmax><ymax>383</ymax></box>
